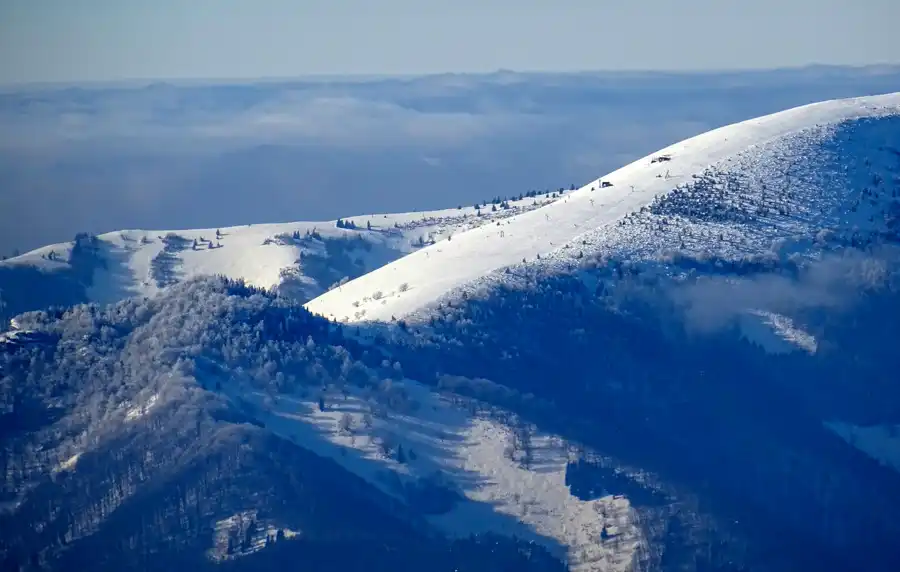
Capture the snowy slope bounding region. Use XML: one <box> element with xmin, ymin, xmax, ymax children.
<box><xmin>826</xmin><ymin>422</ymin><xmax>900</xmax><ymax>474</ymax></box>
<box><xmin>229</xmin><ymin>375</ymin><xmax>642</xmax><ymax>571</ymax></box>
<box><xmin>0</xmin><ymin>196</ymin><xmax>554</xmax><ymax>309</ymax></box>
<box><xmin>305</xmin><ymin>93</ymin><xmax>900</xmax><ymax>323</ymax></box>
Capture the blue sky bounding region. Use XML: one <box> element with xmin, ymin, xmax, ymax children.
<box><xmin>1</xmin><ymin>0</ymin><xmax>898</xmax><ymax>84</ymax></box>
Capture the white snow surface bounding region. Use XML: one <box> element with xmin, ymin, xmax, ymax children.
<box><xmin>124</xmin><ymin>393</ymin><xmax>159</xmax><ymax>421</ymax></box>
<box><xmin>738</xmin><ymin>311</ymin><xmax>818</xmax><ymax>355</ymax></box>
<box><xmin>2</xmin><ymin>198</ymin><xmax>551</xmax><ymax>305</ymax></box>
<box><xmin>56</xmin><ymin>453</ymin><xmax>81</xmax><ymax>473</ymax></box>
<box><xmin>305</xmin><ymin>93</ymin><xmax>900</xmax><ymax>323</ymax></box>
<box><xmin>231</xmin><ymin>377</ymin><xmax>641</xmax><ymax>571</ymax></box>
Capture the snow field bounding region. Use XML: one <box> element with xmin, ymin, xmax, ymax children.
<box><xmin>3</xmin><ymin>195</ymin><xmax>554</xmax><ymax>305</ymax></box>
<box><xmin>231</xmin><ymin>375</ymin><xmax>641</xmax><ymax>571</ymax></box>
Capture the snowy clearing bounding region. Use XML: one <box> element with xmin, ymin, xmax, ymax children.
<box><xmin>230</xmin><ymin>377</ymin><xmax>641</xmax><ymax>572</ymax></box>
<box><xmin>124</xmin><ymin>393</ymin><xmax>159</xmax><ymax>422</ymax></box>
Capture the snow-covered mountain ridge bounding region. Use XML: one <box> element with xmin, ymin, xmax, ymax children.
<box><xmin>0</xmin><ymin>193</ymin><xmax>559</xmax><ymax>321</ymax></box>
<box><xmin>305</xmin><ymin>93</ymin><xmax>900</xmax><ymax>324</ymax></box>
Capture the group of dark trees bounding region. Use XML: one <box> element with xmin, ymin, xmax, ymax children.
<box><xmin>461</xmin><ymin>183</ymin><xmax>579</xmax><ymax>212</ymax></box>
<box><xmin>150</xmin><ymin>233</ymin><xmax>192</xmax><ymax>287</ymax></box>
<box><xmin>347</xmin><ymin>183</ymin><xmax>579</xmax><ymax>238</ymax></box>
<box><xmin>266</xmin><ymin>228</ymin><xmax>330</xmax><ymax>246</ymax></box>
<box><xmin>191</xmin><ymin>234</ymin><xmax>223</xmax><ymax>251</ymax></box>
<box><xmin>335</xmin><ymin>218</ymin><xmax>361</xmax><ymax>230</ymax></box>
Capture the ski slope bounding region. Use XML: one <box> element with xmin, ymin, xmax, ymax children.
<box><xmin>305</xmin><ymin>93</ymin><xmax>900</xmax><ymax>323</ymax></box>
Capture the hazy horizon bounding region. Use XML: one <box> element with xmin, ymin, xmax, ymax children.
<box><xmin>3</xmin><ymin>67</ymin><xmax>900</xmax><ymax>256</ymax></box>
<box><xmin>3</xmin><ymin>63</ymin><xmax>900</xmax><ymax>90</ymax></box>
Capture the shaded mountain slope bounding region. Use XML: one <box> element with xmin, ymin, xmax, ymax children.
<box><xmin>0</xmin><ymin>278</ymin><xmax>571</xmax><ymax>572</ymax></box>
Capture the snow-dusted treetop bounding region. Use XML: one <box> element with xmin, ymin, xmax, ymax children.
<box><xmin>305</xmin><ymin>93</ymin><xmax>900</xmax><ymax>324</ymax></box>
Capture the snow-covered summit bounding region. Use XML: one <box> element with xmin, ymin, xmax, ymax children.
<box><xmin>305</xmin><ymin>93</ymin><xmax>900</xmax><ymax>324</ymax></box>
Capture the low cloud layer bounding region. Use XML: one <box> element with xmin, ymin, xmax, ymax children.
<box><xmin>3</xmin><ymin>67</ymin><xmax>900</xmax><ymax>255</ymax></box>
<box><xmin>673</xmin><ymin>247</ymin><xmax>900</xmax><ymax>334</ymax></box>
